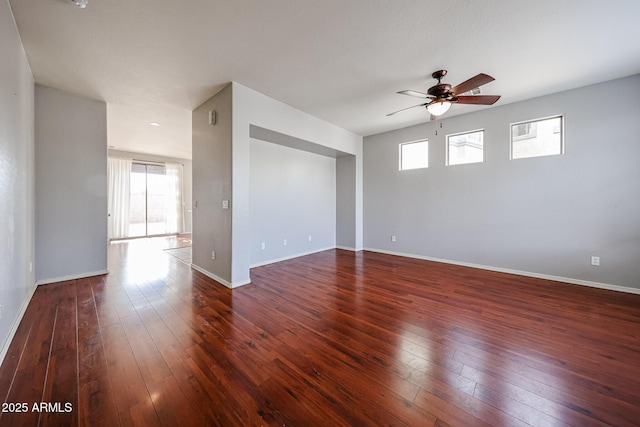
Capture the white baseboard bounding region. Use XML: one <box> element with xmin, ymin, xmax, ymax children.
<box><xmin>190</xmin><ymin>264</ymin><xmax>250</xmax><ymax>289</ymax></box>
<box><xmin>335</xmin><ymin>246</ymin><xmax>359</xmax><ymax>252</ymax></box>
<box><xmin>363</xmin><ymin>247</ymin><xmax>640</xmax><ymax>296</ymax></box>
<box><xmin>36</xmin><ymin>269</ymin><xmax>110</xmax><ymax>286</ymax></box>
<box><xmin>0</xmin><ymin>282</ymin><xmax>38</xmax><ymax>366</ymax></box>
<box><xmin>249</xmin><ymin>246</ymin><xmax>335</xmax><ymax>269</ymax></box>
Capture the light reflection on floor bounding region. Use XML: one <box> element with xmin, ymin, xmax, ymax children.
<box><xmin>108</xmin><ymin>236</ymin><xmax>185</xmax><ymax>284</ymax></box>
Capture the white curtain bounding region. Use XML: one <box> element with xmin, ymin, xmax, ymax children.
<box><xmin>164</xmin><ymin>162</ymin><xmax>184</xmax><ymax>234</ymax></box>
<box><xmin>108</xmin><ymin>157</ymin><xmax>132</xmax><ymax>239</ymax></box>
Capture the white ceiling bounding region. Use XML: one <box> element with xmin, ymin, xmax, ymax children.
<box><xmin>9</xmin><ymin>0</ymin><xmax>640</xmax><ymax>159</ymax></box>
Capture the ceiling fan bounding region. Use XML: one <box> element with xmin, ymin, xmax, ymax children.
<box><xmin>387</xmin><ymin>70</ymin><xmax>500</xmax><ymax>119</ymax></box>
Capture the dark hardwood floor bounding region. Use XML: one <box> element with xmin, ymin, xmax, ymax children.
<box><xmin>1</xmin><ymin>237</ymin><xmax>639</xmax><ymax>426</ymax></box>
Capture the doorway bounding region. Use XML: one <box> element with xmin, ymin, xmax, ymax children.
<box><xmin>128</xmin><ymin>162</ymin><xmax>183</xmax><ymax>238</ymax></box>
<box><xmin>130</xmin><ymin>163</ymin><xmax>169</xmax><ymax>237</ymax></box>
<box><xmin>108</xmin><ymin>156</ymin><xmax>187</xmax><ymax>241</ymax></box>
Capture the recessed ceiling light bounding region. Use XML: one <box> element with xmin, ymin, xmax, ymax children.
<box><xmin>149</xmin><ymin>122</ymin><xmax>160</xmax><ymax>126</ymax></box>
<box><xmin>69</xmin><ymin>0</ymin><xmax>88</xmax><ymax>8</ymax></box>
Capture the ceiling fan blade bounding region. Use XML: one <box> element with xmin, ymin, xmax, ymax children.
<box><xmin>454</xmin><ymin>95</ymin><xmax>501</xmax><ymax>105</ymax></box>
<box><xmin>452</xmin><ymin>73</ymin><xmax>495</xmax><ymax>95</ymax></box>
<box><xmin>386</xmin><ymin>102</ymin><xmax>429</xmax><ymax>116</ymax></box>
<box><xmin>397</xmin><ymin>90</ymin><xmax>434</xmax><ymax>99</ymax></box>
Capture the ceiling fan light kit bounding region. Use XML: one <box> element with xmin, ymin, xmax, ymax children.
<box><xmin>426</xmin><ymin>100</ymin><xmax>451</xmax><ymax>117</ymax></box>
<box><xmin>388</xmin><ymin>69</ymin><xmax>501</xmax><ymax>119</ymax></box>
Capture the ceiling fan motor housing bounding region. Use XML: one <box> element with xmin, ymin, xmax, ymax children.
<box><xmin>428</xmin><ymin>83</ymin><xmax>452</xmax><ymax>99</ymax></box>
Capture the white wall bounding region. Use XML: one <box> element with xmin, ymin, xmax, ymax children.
<box><xmin>0</xmin><ymin>0</ymin><xmax>35</xmax><ymax>363</ymax></box>
<box><xmin>364</xmin><ymin>74</ymin><xmax>640</xmax><ymax>291</ymax></box>
<box><xmin>249</xmin><ymin>138</ymin><xmax>336</xmax><ymax>266</ymax></box>
<box><xmin>108</xmin><ymin>149</ymin><xmax>193</xmax><ymax>233</ymax></box>
<box><xmin>35</xmin><ymin>85</ymin><xmax>108</xmax><ymax>284</ymax></box>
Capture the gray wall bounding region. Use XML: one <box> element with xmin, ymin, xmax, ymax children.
<box><xmin>0</xmin><ymin>1</ymin><xmax>36</xmax><ymax>362</ymax></box>
<box><xmin>232</xmin><ymin>82</ymin><xmax>363</xmax><ymax>285</ymax></box>
<box><xmin>249</xmin><ymin>138</ymin><xmax>336</xmax><ymax>266</ymax></box>
<box><xmin>364</xmin><ymin>74</ymin><xmax>640</xmax><ymax>290</ymax></box>
<box><xmin>35</xmin><ymin>85</ymin><xmax>108</xmax><ymax>283</ymax></box>
<box><xmin>336</xmin><ymin>155</ymin><xmax>357</xmax><ymax>249</ymax></box>
<box><xmin>193</xmin><ymin>82</ymin><xmax>362</xmax><ymax>287</ymax></box>
<box><xmin>192</xmin><ymin>83</ymin><xmax>233</xmax><ymax>284</ymax></box>
<box><xmin>108</xmin><ymin>149</ymin><xmax>193</xmax><ymax>233</ymax></box>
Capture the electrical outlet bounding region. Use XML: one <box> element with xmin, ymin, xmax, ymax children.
<box><xmin>29</xmin><ymin>261</ymin><xmax>33</xmax><ymax>272</ymax></box>
<box><xmin>211</xmin><ymin>251</ymin><xmax>216</xmax><ymax>260</ymax></box>
<box><xmin>261</xmin><ymin>242</ymin><xmax>265</xmax><ymax>250</ymax></box>
<box><xmin>283</xmin><ymin>239</ymin><xmax>287</xmax><ymax>246</ymax></box>
<box><xmin>391</xmin><ymin>235</ymin><xmax>396</xmax><ymax>242</ymax></box>
<box><xmin>308</xmin><ymin>235</ymin><xmax>312</xmax><ymax>242</ymax></box>
<box><xmin>591</xmin><ymin>256</ymin><xmax>600</xmax><ymax>266</ymax></box>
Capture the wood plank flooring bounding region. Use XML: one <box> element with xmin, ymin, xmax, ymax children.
<box><xmin>1</xmin><ymin>236</ymin><xmax>639</xmax><ymax>426</ymax></box>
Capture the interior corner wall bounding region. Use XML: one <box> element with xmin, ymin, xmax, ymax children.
<box><xmin>249</xmin><ymin>139</ymin><xmax>336</xmax><ymax>266</ymax></box>
<box><xmin>0</xmin><ymin>0</ymin><xmax>36</xmax><ymax>363</ymax></box>
<box><xmin>363</xmin><ymin>74</ymin><xmax>640</xmax><ymax>290</ymax></box>
<box><xmin>191</xmin><ymin>84</ymin><xmax>233</xmax><ymax>285</ymax></box>
<box><xmin>35</xmin><ymin>85</ymin><xmax>108</xmax><ymax>283</ymax></box>
<box><xmin>231</xmin><ymin>82</ymin><xmax>363</xmax><ymax>285</ymax></box>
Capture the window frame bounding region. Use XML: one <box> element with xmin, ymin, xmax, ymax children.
<box><xmin>510</xmin><ymin>115</ymin><xmax>564</xmax><ymax>160</ymax></box>
<box><xmin>446</xmin><ymin>128</ymin><xmax>485</xmax><ymax>166</ymax></box>
<box><xmin>399</xmin><ymin>139</ymin><xmax>429</xmax><ymax>171</ymax></box>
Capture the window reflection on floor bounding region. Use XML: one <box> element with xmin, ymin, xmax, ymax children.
<box><xmin>108</xmin><ymin>236</ymin><xmax>181</xmax><ymax>284</ymax></box>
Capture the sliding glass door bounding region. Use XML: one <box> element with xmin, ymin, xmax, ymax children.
<box><xmin>129</xmin><ymin>163</ymin><xmax>170</xmax><ymax>237</ymax></box>
<box><xmin>108</xmin><ymin>157</ymin><xmax>183</xmax><ymax>240</ymax></box>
